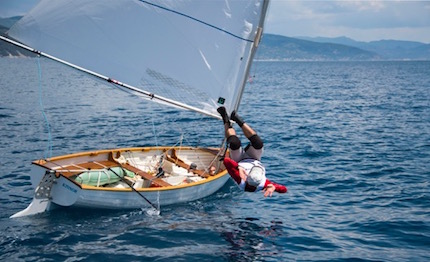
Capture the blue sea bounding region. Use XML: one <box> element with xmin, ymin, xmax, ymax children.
<box><xmin>0</xmin><ymin>58</ymin><xmax>429</xmax><ymax>261</ymax></box>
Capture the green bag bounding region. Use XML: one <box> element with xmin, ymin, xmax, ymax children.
<box><xmin>74</xmin><ymin>167</ymin><xmax>135</xmax><ymax>186</ymax></box>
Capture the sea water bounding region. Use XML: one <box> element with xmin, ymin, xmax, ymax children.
<box><xmin>0</xmin><ymin>58</ymin><xmax>429</xmax><ymax>261</ymax></box>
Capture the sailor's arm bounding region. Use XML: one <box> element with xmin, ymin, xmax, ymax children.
<box><xmin>223</xmin><ymin>157</ymin><xmax>241</xmax><ymax>184</ymax></box>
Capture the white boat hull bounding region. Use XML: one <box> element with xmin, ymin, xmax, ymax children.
<box><xmin>72</xmin><ymin>173</ymin><xmax>229</xmax><ymax>209</ymax></box>
<box><xmin>12</xmin><ymin>147</ymin><xmax>229</xmax><ymax>217</ymax></box>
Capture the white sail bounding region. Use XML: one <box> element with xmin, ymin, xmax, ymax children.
<box><xmin>8</xmin><ymin>0</ymin><xmax>269</xmax><ymax>116</ymax></box>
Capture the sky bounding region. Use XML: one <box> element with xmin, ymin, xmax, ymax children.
<box><xmin>267</xmin><ymin>1</ymin><xmax>430</xmax><ymax>43</ymax></box>
<box><xmin>1</xmin><ymin>0</ymin><xmax>429</xmax><ymax>43</ymax></box>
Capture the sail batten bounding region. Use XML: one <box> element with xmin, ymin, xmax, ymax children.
<box><xmin>7</xmin><ymin>0</ymin><xmax>269</xmax><ymax>116</ymax></box>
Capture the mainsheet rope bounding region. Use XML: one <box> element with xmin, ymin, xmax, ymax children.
<box><xmin>149</xmin><ymin>95</ymin><xmax>159</xmax><ymax>147</ymax></box>
<box><xmin>36</xmin><ymin>56</ymin><xmax>52</xmax><ymax>159</ymax></box>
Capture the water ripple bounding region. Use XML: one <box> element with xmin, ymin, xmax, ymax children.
<box><xmin>1</xmin><ymin>59</ymin><xmax>429</xmax><ymax>261</ymax></box>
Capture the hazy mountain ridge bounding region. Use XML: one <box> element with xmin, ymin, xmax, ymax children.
<box><xmin>296</xmin><ymin>36</ymin><xmax>430</xmax><ymax>60</ymax></box>
<box><xmin>0</xmin><ymin>17</ymin><xmax>33</xmax><ymax>57</ymax></box>
<box><xmin>0</xmin><ymin>26</ymin><xmax>33</xmax><ymax>57</ymax></box>
<box><xmin>0</xmin><ymin>16</ymin><xmax>20</xmax><ymax>28</ymax></box>
<box><xmin>257</xmin><ymin>34</ymin><xmax>381</xmax><ymax>61</ymax></box>
<box><xmin>1</xmin><ymin>16</ymin><xmax>429</xmax><ymax>60</ymax></box>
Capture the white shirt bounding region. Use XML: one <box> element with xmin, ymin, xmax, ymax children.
<box><xmin>237</xmin><ymin>159</ymin><xmax>266</xmax><ymax>191</ymax></box>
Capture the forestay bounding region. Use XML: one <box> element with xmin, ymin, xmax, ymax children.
<box><xmin>8</xmin><ymin>0</ymin><xmax>269</xmax><ymax>116</ymax></box>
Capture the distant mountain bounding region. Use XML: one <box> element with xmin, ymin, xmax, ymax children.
<box><xmin>0</xmin><ymin>17</ymin><xmax>34</xmax><ymax>57</ymax></box>
<box><xmin>297</xmin><ymin>36</ymin><xmax>362</xmax><ymax>47</ymax></box>
<box><xmin>0</xmin><ymin>16</ymin><xmax>21</xmax><ymax>28</ymax></box>
<box><xmin>297</xmin><ymin>36</ymin><xmax>430</xmax><ymax>60</ymax></box>
<box><xmin>0</xmin><ymin>26</ymin><xmax>31</xmax><ymax>57</ymax></box>
<box><xmin>257</xmin><ymin>34</ymin><xmax>380</xmax><ymax>61</ymax></box>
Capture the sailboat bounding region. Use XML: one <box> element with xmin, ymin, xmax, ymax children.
<box><xmin>1</xmin><ymin>0</ymin><xmax>270</xmax><ymax>217</ymax></box>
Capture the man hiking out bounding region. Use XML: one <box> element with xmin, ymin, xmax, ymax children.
<box><xmin>217</xmin><ymin>106</ymin><xmax>287</xmax><ymax>197</ymax></box>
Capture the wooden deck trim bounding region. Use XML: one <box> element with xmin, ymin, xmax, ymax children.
<box><xmin>164</xmin><ymin>149</ymin><xmax>211</xmax><ymax>178</ymax></box>
<box><xmin>120</xmin><ymin>163</ymin><xmax>171</xmax><ymax>187</ymax></box>
<box><xmin>108</xmin><ymin>151</ymin><xmax>171</xmax><ymax>187</ymax></box>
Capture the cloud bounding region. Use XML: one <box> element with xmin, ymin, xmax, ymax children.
<box><xmin>1</xmin><ymin>0</ymin><xmax>429</xmax><ymax>43</ymax></box>
<box><xmin>266</xmin><ymin>1</ymin><xmax>430</xmax><ymax>43</ymax></box>
<box><xmin>333</xmin><ymin>1</ymin><xmax>430</xmax><ymax>29</ymax></box>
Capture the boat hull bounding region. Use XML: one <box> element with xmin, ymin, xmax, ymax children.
<box><xmin>13</xmin><ymin>146</ymin><xmax>229</xmax><ymax>216</ymax></box>
<box><xmin>72</xmin><ymin>173</ymin><xmax>229</xmax><ymax>209</ymax></box>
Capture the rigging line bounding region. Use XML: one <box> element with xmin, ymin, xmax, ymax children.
<box><xmin>107</xmin><ymin>167</ymin><xmax>160</xmax><ymax>212</ymax></box>
<box><xmin>139</xmin><ymin>0</ymin><xmax>253</xmax><ymax>43</ymax></box>
<box><xmin>36</xmin><ymin>56</ymin><xmax>52</xmax><ymax>158</ymax></box>
<box><xmin>149</xmin><ymin>99</ymin><xmax>159</xmax><ymax>147</ymax></box>
<box><xmin>91</xmin><ymin>161</ymin><xmax>160</xmax><ymax>212</ymax></box>
<box><xmin>151</xmin><ymin>116</ymin><xmax>158</xmax><ymax>147</ymax></box>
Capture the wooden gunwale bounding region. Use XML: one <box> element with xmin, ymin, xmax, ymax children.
<box><xmin>31</xmin><ymin>146</ymin><xmax>228</xmax><ymax>192</ymax></box>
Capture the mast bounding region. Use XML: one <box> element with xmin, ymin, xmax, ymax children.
<box><xmin>233</xmin><ymin>0</ymin><xmax>270</xmax><ymax>112</ymax></box>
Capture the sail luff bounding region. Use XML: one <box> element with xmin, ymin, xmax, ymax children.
<box><xmin>0</xmin><ymin>35</ymin><xmax>221</xmax><ymax>119</ymax></box>
<box><xmin>233</xmin><ymin>0</ymin><xmax>270</xmax><ymax>113</ymax></box>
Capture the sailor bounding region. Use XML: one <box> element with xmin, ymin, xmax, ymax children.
<box><xmin>217</xmin><ymin>107</ymin><xmax>287</xmax><ymax>197</ymax></box>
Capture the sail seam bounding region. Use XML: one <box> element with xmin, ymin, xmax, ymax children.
<box><xmin>139</xmin><ymin>0</ymin><xmax>253</xmax><ymax>43</ymax></box>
